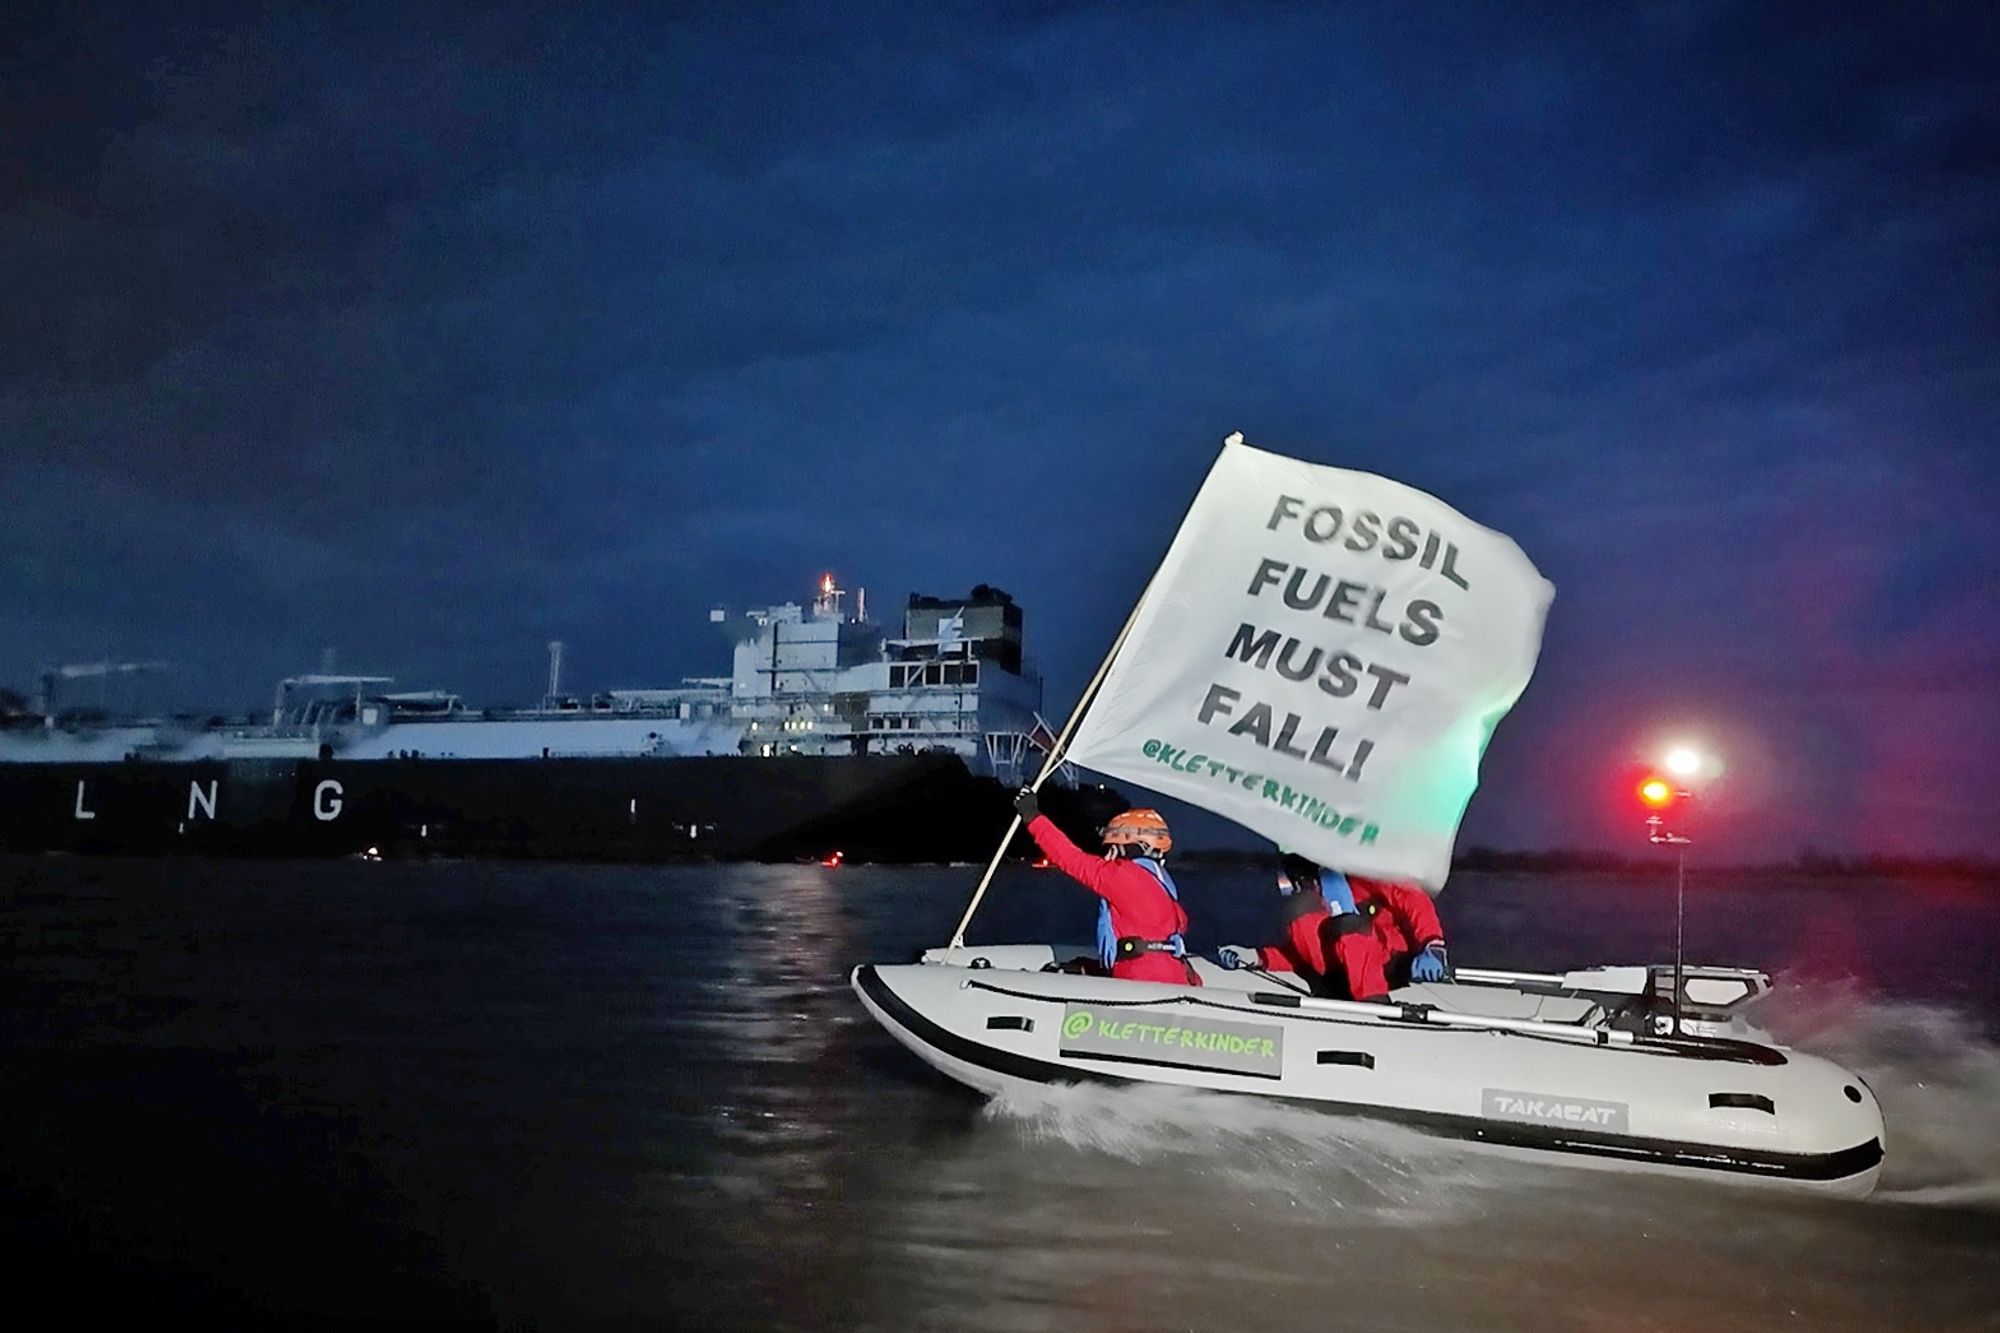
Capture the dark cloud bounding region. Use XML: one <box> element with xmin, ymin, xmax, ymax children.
<box><xmin>3</xmin><ymin>0</ymin><xmax>1996</xmax><ymax>853</ymax></box>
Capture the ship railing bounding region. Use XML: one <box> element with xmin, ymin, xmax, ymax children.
<box><xmin>984</xmin><ymin>729</ymin><xmax>1060</xmax><ymax>786</ymax></box>
<box><xmin>222</xmin><ymin>725</ymin><xmax>319</xmax><ymax>741</ymax></box>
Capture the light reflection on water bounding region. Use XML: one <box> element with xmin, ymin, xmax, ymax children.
<box><xmin>0</xmin><ymin>856</ymin><xmax>1996</xmax><ymax>1330</ymax></box>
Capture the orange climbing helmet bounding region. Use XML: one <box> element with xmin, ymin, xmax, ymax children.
<box><xmin>1101</xmin><ymin>808</ymin><xmax>1172</xmax><ymax>858</ymax></box>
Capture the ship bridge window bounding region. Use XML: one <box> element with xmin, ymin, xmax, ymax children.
<box><xmin>898</xmin><ymin>661</ymin><xmax>977</xmax><ymax>687</ymax></box>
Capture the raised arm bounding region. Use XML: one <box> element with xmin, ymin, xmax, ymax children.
<box><xmin>1024</xmin><ymin>813</ymin><xmax>1121</xmax><ymax>899</ymax></box>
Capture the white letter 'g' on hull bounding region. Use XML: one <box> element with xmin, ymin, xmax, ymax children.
<box><xmin>314</xmin><ymin>779</ymin><xmax>344</xmax><ymax>821</ymax></box>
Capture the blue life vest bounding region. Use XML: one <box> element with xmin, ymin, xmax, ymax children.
<box><xmin>1318</xmin><ymin>869</ymin><xmax>1357</xmax><ymax>916</ymax></box>
<box><xmin>1097</xmin><ymin>856</ymin><xmax>1186</xmax><ymax>969</ymax></box>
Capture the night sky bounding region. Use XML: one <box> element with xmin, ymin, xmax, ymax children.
<box><xmin>4</xmin><ymin>2</ymin><xmax>1995</xmax><ymax>857</ymax></box>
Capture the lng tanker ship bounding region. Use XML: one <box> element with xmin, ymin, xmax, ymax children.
<box><xmin>0</xmin><ymin>579</ymin><xmax>1120</xmax><ymax>861</ymax></box>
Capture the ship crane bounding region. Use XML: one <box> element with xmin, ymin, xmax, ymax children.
<box><xmin>272</xmin><ymin>674</ymin><xmax>395</xmax><ymax>726</ymax></box>
<box><xmin>38</xmin><ymin>660</ymin><xmax>172</xmax><ymax>718</ymax></box>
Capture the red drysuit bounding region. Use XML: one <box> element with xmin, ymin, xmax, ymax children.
<box><xmin>1251</xmin><ymin>897</ymin><xmax>1389</xmax><ymax>1001</ymax></box>
<box><xmin>1349</xmin><ymin>876</ymin><xmax>1446</xmax><ymax>978</ymax></box>
<box><xmin>1024</xmin><ymin>815</ymin><xmax>1197</xmax><ymax>986</ymax></box>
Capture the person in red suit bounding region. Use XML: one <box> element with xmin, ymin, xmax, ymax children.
<box><xmin>1346</xmin><ymin>873</ymin><xmax>1451</xmax><ymax>985</ymax></box>
<box><xmin>1013</xmin><ymin>788</ymin><xmax>1198</xmax><ymax>986</ymax></box>
<box><xmin>1218</xmin><ymin>854</ymin><xmax>1389</xmax><ymax>1001</ymax></box>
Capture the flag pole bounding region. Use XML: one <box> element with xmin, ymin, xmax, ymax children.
<box><xmin>945</xmin><ymin>431</ymin><xmax>1244</xmax><ymax>950</ymax></box>
<box><xmin>944</xmin><ymin>584</ymin><xmax>1150</xmax><ymax>949</ymax></box>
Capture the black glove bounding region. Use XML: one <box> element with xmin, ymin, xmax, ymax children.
<box><xmin>1013</xmin><ymin>786</ymin><xmax>1040</xmax><ymax>821</ymax></box>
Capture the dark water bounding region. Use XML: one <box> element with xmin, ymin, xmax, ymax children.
<box><xmin>2</xmin><ymin>855</ymin><xmax>1996</xmax><ymax>1330</ymax></box>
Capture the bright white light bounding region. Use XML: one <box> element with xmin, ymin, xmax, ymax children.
<box><xmin>1664</xmin><ymin>747</ymin><xmax>1702</xmax><ymax>777</ymax></box>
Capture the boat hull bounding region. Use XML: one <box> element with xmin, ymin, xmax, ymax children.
<box><xmin>852</xmin><ymin>959</ymin><xmax>1884</xmax><ymax>1195</ymax></box>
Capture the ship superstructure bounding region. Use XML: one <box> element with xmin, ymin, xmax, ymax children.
<box><xmin>719</xmin><ymin>578</ymin><xmax>1042</xmax><ymax>780</ymax></box>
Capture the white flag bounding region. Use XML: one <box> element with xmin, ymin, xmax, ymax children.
<box><xmin>1063</xmin><ymin>438</ymin><xmax>1553</xmax><ymax>891</ymax></box>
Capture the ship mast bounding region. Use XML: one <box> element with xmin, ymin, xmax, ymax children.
<box><xmin>545</xmin><ymin>641</ymin><xmax>566</xmax><ymax>710</ymax></box>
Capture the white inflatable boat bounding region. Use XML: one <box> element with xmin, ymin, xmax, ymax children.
<box><xmin>853</xmin><ymin>945</ymin><xmax>1885</xmax><ymax>1195</ymax></box>
<box><xmin>860</xmin><ymin>439</ymin><xmax>1886</xmax><ymax>1196</ymax></box>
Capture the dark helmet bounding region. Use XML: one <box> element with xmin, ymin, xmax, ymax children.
<box><xmin>1278</xmin><ymin>852</ymin><xmax>1320</xmax><ymax>895</ymax></box>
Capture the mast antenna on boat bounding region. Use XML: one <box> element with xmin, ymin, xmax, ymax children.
<box><xmin>1638</xmin><ymin>765</ymin><xmax>1698</xmax><ymax>1036</ymax></box>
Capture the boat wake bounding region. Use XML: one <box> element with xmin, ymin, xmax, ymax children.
<box><xmin>982</xmin><ymin>1081</ymin><xmax>1523</xmax><ymax>1226</ymax></box>
<box><xmin>1763</xmin><ymin>976</ymin><xmax>2000</xmax><ymax>1207</ymax></box>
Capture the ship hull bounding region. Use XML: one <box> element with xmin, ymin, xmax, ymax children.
<box><xmin>0</xmin><ymin>754</ymin><xmax>1117</xmax><ymax>862</ymax></box>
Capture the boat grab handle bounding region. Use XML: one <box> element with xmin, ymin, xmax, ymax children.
<box><xmin>1709</xmin><ymin>1092</ymin><xmax>1776</xmax><ymax>1114</ymax></box>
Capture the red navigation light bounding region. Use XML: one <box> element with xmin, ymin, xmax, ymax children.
<box><xmin>1637</xmin><ymin>777</ymin><xmax>1676</xmax><ymax>809</ymax></box>
<box><xmin>819</xmin><ymin>850</ymin><xmax>844</xmax><ymax>868</ymax></box>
